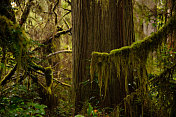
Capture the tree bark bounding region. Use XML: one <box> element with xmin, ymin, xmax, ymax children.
<box><xmin>72</xmin><ymin>0</ymin><xmax>135</xmax><ymax>113</ymax></box>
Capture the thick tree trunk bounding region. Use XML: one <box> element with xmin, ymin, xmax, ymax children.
<box><xmin>72</xmin><ymin>0</ymin><xmax>135</xmax><ymax>113</ymax></box>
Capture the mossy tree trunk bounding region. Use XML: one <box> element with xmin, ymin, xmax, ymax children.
<box><xmin>72</xmin><ymin>0</ymin><xmax>135</xmax><ymax>113</ymax></box>
<box><xmin>0</xmin><ymin>0</ymin><xmax>16</xmax><ymax>80</ymax></box>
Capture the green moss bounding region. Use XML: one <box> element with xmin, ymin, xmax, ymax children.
<box><xmin>90</xmin><ymin>14</ymin><xmax>176</xmax><ymax>99</ymax></box>
<box><xmin>45</xmin><ymin>67</ymin><xmax>53</xmax><ymax>87</ymax></box>
<box><xmin>0</xmin><ymin>16</ymin><xmax>28</xmax><ymax>55</ymax></box>
<box><xmin>44</xmin><ymin>67</ymin><xmax>53</xmax><ymax>94</ymax></box>
<box><xmin>110</xmin><ymin>46</ymin><xmax>131</xmax><ymax>56</ymax></box>
<box><xmin>28</xmin><ymin>62</ymin><xmax>53</xmax><ymax>94</ymax></box>
<box><xmin>0</xmin><ymin>15</ymin><xmax>29</xmax><ymax>74</ymax></box>
<box><xmin>30</xmin><ymin>62</ymin><xmax>45</xmax><ymax>72</ymax></box>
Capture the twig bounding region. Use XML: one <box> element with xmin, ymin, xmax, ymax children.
<box><xmin>53</xmin><ymin>0</ymin><xmax>60</xmax><ymax>25</ymax></box>
<box><xmin>61</xmin><ymin>7</ymin><xmax>71</xmax><ymax>12</ymax></box>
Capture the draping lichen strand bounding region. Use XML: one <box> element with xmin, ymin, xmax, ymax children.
<box><xmin>90</xmin><ymin>52</ymin><xmax>109</xmax><ymax>95</ymax></box>
<box><xmin>91</xmin><ymin>47</ymin><xmax>148</xmax><ymax>97</ymax></box>
<box><xmin>90</xmin><ymin>14</ymin><xmax>176</xmax><ymax>111</ymax></box>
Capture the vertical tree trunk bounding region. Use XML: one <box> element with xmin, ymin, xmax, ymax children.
<box><xmin>72</xmin><ymin>0</ymin><xmax>135</xmax><ymax>113</ymax></box>
<box><xmin>0</xmin><ymin>0</ymin><xmax>16</xmax><ymax>80</ymax></box>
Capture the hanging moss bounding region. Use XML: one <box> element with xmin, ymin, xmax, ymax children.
<box><xmin>90</xmin><ymin>14</ymin><xmax>176</xmax><ymax>115</ymax></box>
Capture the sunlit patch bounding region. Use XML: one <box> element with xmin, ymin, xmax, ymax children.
<box><xmin>11</xmin><ymin>2</ymin><xmax>17</xmax><ymax>8</ymax></box>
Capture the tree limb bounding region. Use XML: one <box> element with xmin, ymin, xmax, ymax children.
<box><xmin>19</xmin><ymin>0</ymin><xmax>34</xmax><ymax>26</ymax></box>
<box><xmin>92</xmin><ymin>14</ymin><xmax>176</xmax><ymax>58</ymax></box>
<box><xmin>33</xmin><ymin>28</ymin><xmax>72</xmax><ymax>52</ymax></box>
<box><xmin>0</xmin><ymin>64</ymin><xmax>17</xmax><ymax>85</ymax></box>
<box><xmin>61</xmin><ymin>7</ymin><xmax>71</xmax><ymax>12</ymax></box>
<box><xmin>53</xmin><ymin>0</ymin><xmax>60</xmax><ymax>25</ymax></box>
<box><xmin>46</xmin><ymin>50</ymin><xmax>72</xmax><ymax>58</ymax></box>
<box><xmin>54</xmin><ymin>78</ymin><xmax>71</xmax><ymax>87</ymax></box>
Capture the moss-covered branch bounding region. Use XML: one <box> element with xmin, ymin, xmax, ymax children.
<box><xmin>54</xmin><ymin>78</ymin><xmax>71</xmax><ymax>87</ymax></box>
<box><xmin>92</xmin><ymin>14</ymin><xmax>176</xmax><ymax>58</ymax></box>
<box><xmin>90</xmin><ymin>14</ymin><xmax>176</xmax><ymax>102</ymax></box>
<box><xmin>30</xmin><ymin>62</ymin><xmax>45</xmax><ymax>72</ymax></box>
<box><xmin>0</xmin><ymin>64</ymin><xmax>17</xmax><ymax>85</ymax></box>
<box><xmin>90</xmin><ymin>14</ymin><xmax>176</xmax><ymax>116</ymax></box>
<box><xmin>30</xmin><ymin>62</ymin><xmax>53</xmax><ymax>94</ymax></box>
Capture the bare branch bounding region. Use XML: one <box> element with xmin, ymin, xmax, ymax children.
<box><xmin>46</xmin><ymin>50</ymin><xmax>72</xmax><ymax>58</ymax></box>
<box><xmin>53</xmin><ymin>0</ymin><xmax>60</xmax><ymax>25</ymax></box>
<box><xmin>61</xmin><ymin>7</ymin><xmax>71</xmax><ymax>12</ymax></box>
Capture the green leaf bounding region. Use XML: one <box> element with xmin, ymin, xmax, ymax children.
<box><xmin>75</xmin><ymin>115</ymin><xmax>85</xmax><ymax>117</ymax></box>
<box><xmin>35</xmin><ymin>114</ymin><xmax>43</xmax><ymax>117</ymax></box>
<box><xmin>0</xmin><ymin>63</ymin><xmax>5</xmax><ymax>68</ymax></box>
<box><xmin>152</xmin><ymin>23</ymin><xmax>157</xmax><ymax>27</ymax></box>
<box><xmin>87</xmin><ymin>103</ymin><xmax>93</xmax><ymax>116</ymax></box>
